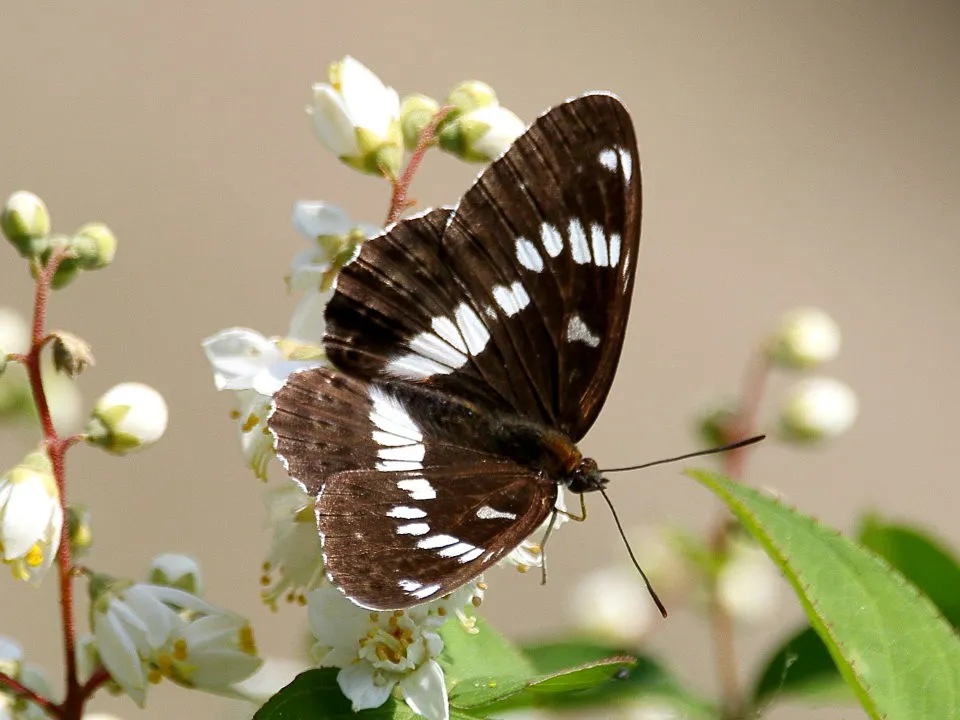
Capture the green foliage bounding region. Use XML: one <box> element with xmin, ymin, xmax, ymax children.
<box><xmin>690</xmin><ymin>470</ymin><xmax>960</xmax><ymax>720</ymax></box>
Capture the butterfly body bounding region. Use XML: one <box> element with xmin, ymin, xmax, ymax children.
<box><xmin>270</xmin><ymin>92</ymin><xmax>641</xmax><ymax>610</ymax></box>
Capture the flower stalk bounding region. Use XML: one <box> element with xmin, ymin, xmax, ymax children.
<box><xmin>386</xmin><ymin>106</ymin><xmax>454</xmax><ymax>226</ymax></box>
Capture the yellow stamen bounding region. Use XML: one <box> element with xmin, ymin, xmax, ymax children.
<box><xmin>241</xmin><ymin>413</ymin><xmax>260</xmax><ymax>433</ymax></box>
<box><xmin>25</xmin><ymin>543</ymin><xmax>44</xmax><ymax>568</ymax></box>
<box><xmin>240</xmin><ymin>624</ymin><xmax>257</xmax><ymax>654</ymax></box>
<box><xmin>173</xmin><ymin>639</ymin><xmax>189</xmax><ymax>661</ymax></box>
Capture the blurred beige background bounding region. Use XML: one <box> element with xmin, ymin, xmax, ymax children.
<box><xmin>1</xmin><ymin>2</ymin><xmax>958</xmax><ymax>719</ymax></box>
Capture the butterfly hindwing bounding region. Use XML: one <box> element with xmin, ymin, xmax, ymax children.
<box><xmin>325</xmin><ymin>93</ymin><xmax>642</xmax><ymax>440</ymax></box>
<box><xmin>319</xmin><ymin>459</ymin><xmax>556</xmax><ymax>610</ymax></box>
<box><xmin>270</xmin><ymin>367</ymin><xmax>558</xmax><ymax>609</ymax></box>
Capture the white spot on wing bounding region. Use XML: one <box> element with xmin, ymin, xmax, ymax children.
<box><xmin>438</xmin><ymin>541</ymin><xmax>478</xmax><ymax>558</ymax></box>
<box><xmin>568</xmin><ymin>219</ymin><xmax>591</xmax><ymax>264</ymax></box>
<box><xmin>399</xmin><ymin>579</ymin><xmax>422</xmax><ymax>591</ymax></box>
<box><xmin>373</xmin><ymin>430</ymin><xmax>409</xmax><ymax>447</ymax></box>
<box><xmin>567</xmin><ymin>315</ymin><xmax>601</xmax><ymax>348</ymax></box>
<box><xmin>598</xmin><ymin>147</ymin><xmax>618</xmax><ymax>171</ymax></box>
<box><xmin>397</xmin><ymin>477</ymin><xmax>437</xmax><ymax>500</ymax></box>
<box><xmin>385</xmin><ymin>353</ymin><xmax>455</xmax><ymax>379</ymax></box>
<box><xmin>387</xmin><ymin>506</ymin><xmax>426</xmax><ymax>520</ymax></box>
<box><xmin>541</xmin><ymin>223</ymin><xmax>563</xmax><ymax>257</ymax></box>
<box><xmin>476</xmin><ymin>505</ymin><xmax>518</xmax><ymax>520</ymax></box>
<box><xmin>590</xmin><ymin>224</ymin><xmax>609</xmax><ymax>267</ymax></box>
<box><xmin>619</xmin><ymin>148</ymin><xmax>633</xmax><ymax>183</ymax></box>
<box><xmin>376</xmin><ymin>460</ymin><xmax>422</xmax><ymax>472</ymax></box>
<box><xmin>396</xmin><ymin>522</ymin><xmax>430</xmax><ymax>536</ymax></box>
<box><xmin>459</xmin><ymin>547</ymin><xmax>485</xmax><ymax>563</ymax></box>
<box><xmin>377</xmin><ymin>443</ymin><xmax>426</xmax><ymax>462</ymax></box>
<box><xmin>418</xmin><ymin>534</ymin><xmax>459</xmax><ymax>549</ymax></box>
<box><xmin>492</xmin><ymin>281</ymin><xmax>531</xmax><ymax>317</ymax></box>
<box><xmin>412</xmin><ymin>583</ymin><xmax>442</xmax><ymax>599</ymax></box>
<box><xmin>431</xmin><ymin>316</ymin><xmax>467</xmax><ymax>354</ymax></box>
<box><xmin>369</xmin><ymin>387</ymin><xmax>422</xmax><ymax>441</ymax></box>
<box><xmin>609</xmin><ymin>232</ymin><xmax>622</xmax><ymax>266</ymax></box>
<box><xmin>454</xmin><ymin>303</ymin><xmax>490</xmax><ymax>355</ymax></box>
<box><xmin>515</xmin><ymin>237</ymin><xmax>544</xmax><ymax>272</ymax></box>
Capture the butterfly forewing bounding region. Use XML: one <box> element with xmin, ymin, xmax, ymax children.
<box><xmin>325</xmin><ymin>93</ymin><xmax>642</xmax><ymax>440</ymax></box>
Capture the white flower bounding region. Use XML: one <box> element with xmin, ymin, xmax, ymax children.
<box><xmin>308</xmin><ymin>56</ymin><xmax>402</xmax><ymax>176</ymax></box>
<box><xmin>260</xmin><ymin>484</ymin><xmax>325</xmax><ymax>609</ymax></box>
<box><xmin>0</xmin><ymin>636</ymin><xmax>23</xmax><ymax>679</ymax></box>
<box><xmin>439</xmin><ymin>104</ymin><xmax>526</xmax><ymax>163</ymax></box>
<box><xmin>289</xmin><ymin>202</ymin><xmax>379</xmax><ymax>293</ymax></box>
<box><xmin>767</xmin><ymin>307</ymin><xmax>841</xmax><ymax>370</ymax></box>
<box><xmin>568</xmin><ymin>566</ymin><xmax>654</xmax><ymax>642</ymax></box>
<box><xmin>504</xmin><ymin>491</ymin><xmax>568</xmax><ymax>572</ymax></box>
<box><xmin>230</xmin><ymin>656</ymin><xmax>309</xmax><ymax>704</ymax></box>
<box><xmin>86</xmin><ymin>382</ymin><xmax>168</xmax><ymax>455</ymax></box>
<box><xmin>0</xmin><ymin>451</ymin><xmax>62</xmax><ymax>585</ymax></box>
<box><xmin>202</xmin><ymin>328</ymin><xmax>324</xmax><ymax>479</ymax></box>
<box><xmin>91</xmin><ymin>581</ymin><xmax>260</xmax><ymax>706</ymax></box>
<box><xmin>716</xmin><ymin>538</ymin><xmax>781</xmax><ymax>624</ymax></box>
<box><xmin>0</xmin><ymin>658</ymin><xmax>51</xmax><ymax>720</ymax></box>
<box><xmin>779</xmin><ymin>377</ymin><xmax>858</xmax><ymax>443</ymax></box>
<box><xmin>307</xmin><ymin>582</ymin><xmax>482</xmax><ymax>720</ymax></box>
<box><xmin>147</xmin><ymin>553</ymin><xmax>202</xmax><ymax>595</ymax></box>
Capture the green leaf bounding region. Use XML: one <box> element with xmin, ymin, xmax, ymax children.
<box><xmin>690</xmin><ymin>469</ymin><xmax>960</xmax><ymax>720</ymax></box>
<box><xmin>858</xmin><ymin>514</ymin><xmax>960</xmax><ymax>628</ymax></box>
<box><xmin>752</xmin><ymin>626</ymin><xmax>851</xmax><ymax>706</ymax></box>
<box><xmin>522</xmin><ymin>640</ymin><xmax>713</xmax><ymax>716</ymax></box>
<box><xmin>753</xmin><ymin>513</ymin><xmax>960</xmax><ymax>705</ymax></box>
<box><xmin>253</xmin><ymin>668</ymin><xmax>415</xmax><ymax>719</ymax></box>
<box><xmin>438</xmin><ymin>609</ymin><xmax>535</xmax><ymax>685</ymax></box>
<box><xmin>448</xmin><ymin>656</ymin><xmax>634</xmax><ymax>710</ymax></box>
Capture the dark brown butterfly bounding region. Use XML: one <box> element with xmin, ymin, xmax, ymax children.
<box><xmin>269</xmin><ymin>93</ymin><xmax>642</xmax><ymax>610</ymax></box>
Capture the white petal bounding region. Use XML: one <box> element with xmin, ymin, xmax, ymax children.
<box><xmin>291</xmin><ymin>201</ymin><xmax>354</xmax><ymax>238</ymax></box>
<box><xmin>400</xmin><ymin>660</ymin><xmax>449</xmax><ymax>720</ymax></box>
<box><xmin>310</xmin><ymin>86</ymin><xmax>361</xmax><ymax>157</ymax></box>
<box><xmin>288</xmin><ymin>249</ymin><xmax>329</xmax><ymax>293</ymax></box>
<box><xmin>95</xmin><ymin>610</ymin><xmax>147</xmax><ymax>704</ymax></box>
<box><xmin>250</xmin><ymin>360</ymin><xmax>322</xmax><ymax>397</ymax></box>
<box><xmin>287</xmin><ymin>289</ymin><xmax>331</xmax><ymax>344</ymax></box>
<box><xmin>0</xmin><ymin>479</ymin><xmax>54</xmax><ymax>558</ymax></box>
<box><xmin>202</xmin><ymin>328</ymin><xmax>283</xmax><ymax>391</ymax></box>
<box><xmin>338</xmin><ymin>662</ymin><xmax>394</xmax><ymax>711</ymax></box>
<box><xmin>338</xmin><ymin>57</ymin><xmax>398</xmax><ymax>136</ymax></box>
<box><xmin>184</xmin><ymin>646</ymin><xmax>261</xmax><ymax>688</ymax></box>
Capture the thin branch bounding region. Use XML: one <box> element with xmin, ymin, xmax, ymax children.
<box><xmin>385</xmin><ymin>106</ymin><xmax>454</xmax><ymax>226</ymax></box>
<box><xmin>0</xmin><ymin>671</ymin><xmax>59</xmax><ymax>715</ymax></box>
<box><xmin>22</xmin><ymin>248</ymin><xmax>85</xmax><ymax>718</ymax></box>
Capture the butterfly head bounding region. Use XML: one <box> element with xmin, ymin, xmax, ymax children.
<box><xmin>564</xmin><ymin>456</ymin><xmax>608</xmax><ymax>495</ymax></box>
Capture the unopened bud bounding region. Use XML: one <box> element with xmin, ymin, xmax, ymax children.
<box><xmin>766</xmin><ymin>307</ymin><xmax>841</xmax><ymax>370</ymax></box>
<box><xmin>399</xmin><ymin>94</ymin><xmax>441</xmax><ymax>150</ymax></box>
<box><xmin>445</xmin><ymin>80</ymin><xmax>498</xmax><ymax>114</ymax></box>
<box><xmin>71</xmin><ymin>223</ymin><xmax>117</xmax><ymax>271</ymax></box>
<box><xmin>67</xmin><ymin>504</ymin><xmax>94</xmax><ymax>558</ymax></box>
<box><xmin>439</xmin><ymin>105</ymin><xmax>525</xmax><ymax>163</ymax></box>
<box><xmin>780</xmin><ymin>377</ymin><xmax>858</xmax><ymax>444</ymax></box>
<box><xmin>2</xmin><ymin>191</ymin><xmax>50</xmax><ymax>257</ymax></box>
<box><xmin>148</xmin><ymin>553</ymin><xmax>202</xmax><ymax>595</ymax></box>
<box><xmin>86</xmin><ymin>382</ymin><xmax>169</xmax><ymax>455</ymax></box>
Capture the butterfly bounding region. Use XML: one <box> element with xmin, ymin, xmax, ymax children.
<box><xmin>269</xmin><ymin>92</ymin><xmax>643</xmax><ymax>611</ymax></box>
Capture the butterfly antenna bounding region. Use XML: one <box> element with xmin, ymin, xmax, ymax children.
<box><xmin>600</xmin><ymin>435</ymin><xmax>765</xmax><ymax>475</ymax></box>
<box><xmin>598</xmin><ymin>487</ymin><xmax>668</xmax><ymax>618</ymax></box>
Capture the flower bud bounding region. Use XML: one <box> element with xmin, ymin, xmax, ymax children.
<box><xmin>1</xmin><ymin>191</ymin><xmax>50</xmax><ymax>257</ymax></box>
<box><xmin>86</xmin><ymin>382</ymin><xmax>169</xmax><ymax>455</ymax></box>
<box><xmin>779</xmin><ymin>377</ymin><xmax>857</xmax><ymax>443</ymax></box>
<box><xmin>438</xmin><ymin>105</ymin><xmax>525</xmax><ymax>163</ymax></box>
<box><xmin>66</xmin><ymin>504</ymin><xmax>93</xmax><ymax>559</ymax></box>
<box><xmin>51</xmin><ymin>330</ymin><xmax>95</xmax><ymax>378</ymax></box>
<box><xmin>308</xmin><ymin>56</ymin><xmax>402</xmax><ymax>178</ymax></box>
<box><xmin>716</xmin><ymin>538</ymin><xmax>780</xmax><ymax>623</ymax></box>
<box><xmin>399</xmin><ymin>94</ymin><xmax>441</xmax><ymax>150</ymax></box>
<box><xmin>147</xmin><ymin>553</ymin><xmax>203</xmax><ymax>595</ymax></box>
<box><xmin>695</xmin><ymin>398</ymin><xmax>739</xmax><ymax>447</ymax></box>
<box><xmin>445</xmin><ymin>80</ymin><xmax>498</xmax><ymax>114</ymax></box>
<box><xmin>71</xmin><ymin>222</ymin><xmax>117</xmax><ymax>271</ymax></box>
<box><xmin>766</xmin><ymin>307</ymin><xmax>841</xmax><ymax>370</ymax></box>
